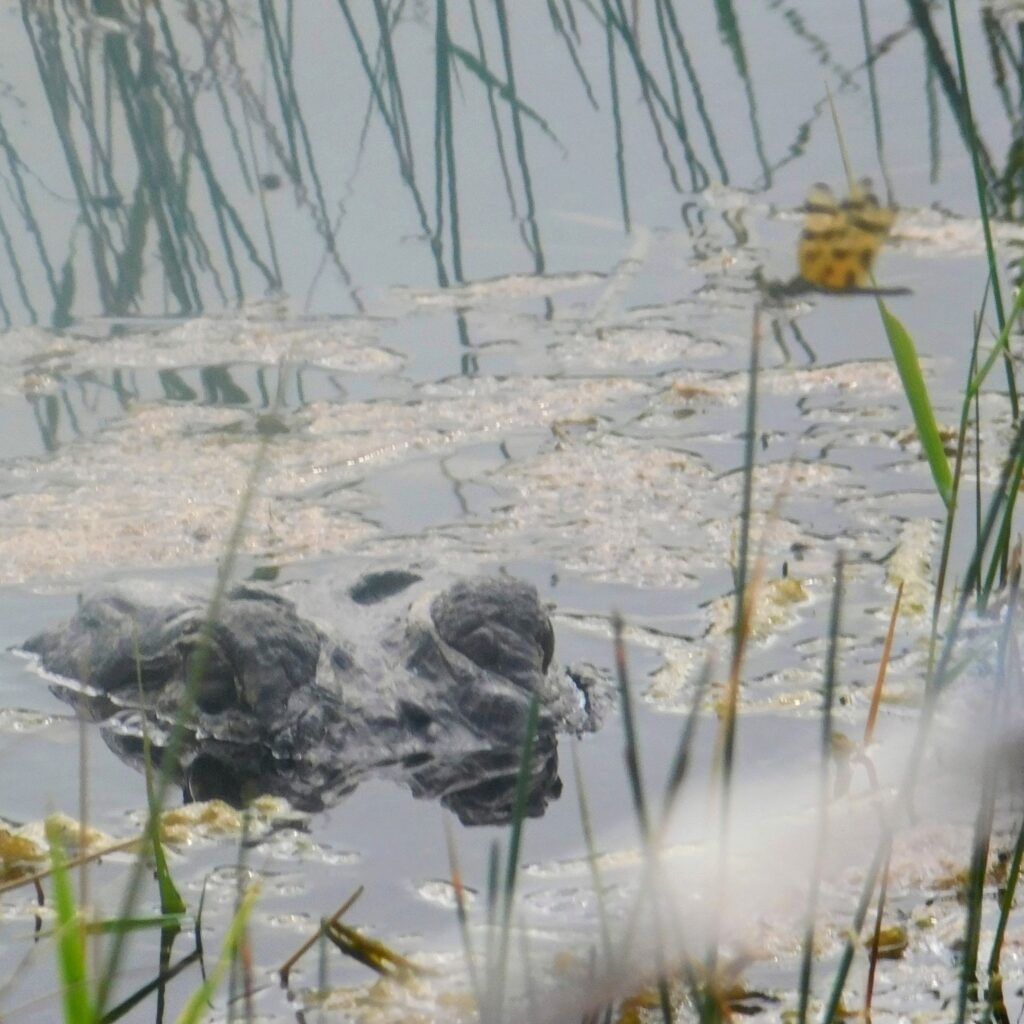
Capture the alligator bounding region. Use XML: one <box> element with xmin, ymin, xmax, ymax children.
<box><xmin>21</xmin><ymin>567</ymin><xmax>605</xmax><ymax>825</ymax></box>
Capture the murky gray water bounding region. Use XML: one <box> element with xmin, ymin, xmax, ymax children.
<box><xmin>2</xmin><ymin>2</ymin><xmax>1024</xmax><ymax>1021</ymax></box>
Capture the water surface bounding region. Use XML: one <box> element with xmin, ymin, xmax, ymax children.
<box><xmin>2</xmin><ymin>2</ymin><xmax>1023</xmax><ymax>1020</ymax></box>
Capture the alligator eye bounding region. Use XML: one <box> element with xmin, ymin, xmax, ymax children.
<box><xmin>183</xmin><ymin>645</ymin><xmax>237</xmax><ymax>713</ymax></box>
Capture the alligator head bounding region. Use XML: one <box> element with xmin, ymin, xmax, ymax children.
<box><xmin>22</xmin><ymin>569</ymin><xmax>605</xmax><ymax>825</ymax></box>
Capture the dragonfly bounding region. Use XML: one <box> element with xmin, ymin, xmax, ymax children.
<box><xmin>762</xmin><ymin>180</ymin><xmax>907</xmax><ymax>299</ymax></box>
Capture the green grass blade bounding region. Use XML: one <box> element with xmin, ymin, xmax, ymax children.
<box><xmin>659</xmin><ymin>660</ymin><xmax>712</xmax><ymax>826</ymax></box>
<box><xmin>878</xmin><ymin>301</ymin><xmax>953</xmax><ymax>507</ymax></box>
<box><xmin>608</xmin><ymin>615</ymin><xmax>673</xmax><ymax>1024</ymax></box>
<box><xmin>946</xmin><ymin>0</ymin><xmax>1018</xmax><ymax>417</ymax></box>
<box><xmin>96</xmin><ymin>939</ymin><xmax>200</xmax><ymax>1024</ymax></box>
<box><xmin>828</xmin><ymin>89</ymin><xmax>955</xmax><ymax>510</ymax></box>
<box><xmin>980</xmin><ymin>441</ymin><xmax>1024</xmax><ymax>605</ymax></box>
<box><xmin>931</xmin><ymin>309</ymin><xmax>984</xmax><ymax>671</ymax></box>
<box><xmin>987</xmin><ymin>812</ymin><xmax>1024</xmax><ymax>984</ymax></box>
<box><xmin>443</xmin><ymin>820</ymin><xmax>483</xmax><ymax>1010</ymax></box>
<box><xmin>968</xmin><ymin>285</ymin><xmax>1024</xmax><ymax>399</ymax></box>
<box><xmin>502</xmin><ymin>695</ymin><xmax>540</xmax><ymax>917</ymax></box>
<box><xmin>612</xmin><ymin>612</ymin><xmax>651</xmax><ymax>840</ymax></box>
<box><xmin>174</xmin><ymin>885</ymin><xmax>258</xmax><ymax>1024</ymax></box>
<box><xmin>47</xmin><ymin>824</ymin><xmax>96</xmax><ymax>1024</ymax></box>
<box><xmin>147</xmin><ymin>809</ymin><xmax>184</xmax><ymax>917</ymax></box>
<box><xmin>84</xmin><ymin>915</ymin><xmax>187</xmax><ymax>935</ymax></box>
<box><xmin>489</xmin><ymin>696</ymin><xmax>544</xmax><ymax>1024</ymax></box>
<box><xmin>571</xmin><ymin>741</ymin><xmax>613</xmax><ymax>974</ymax></box>
<box><xmin>702</xmin><ymin>313</ymin><xmax>762</xmax><ymax>1002</ymax></box>
<box><xmin>132</xmin><ymin>629</ymin><xmax>186</xmax><ymax>918</ymax></box>
<box><xmin>96</xmin><ymin>366</ymin><xmax>281</xmax><ymax>1017</ymax></box>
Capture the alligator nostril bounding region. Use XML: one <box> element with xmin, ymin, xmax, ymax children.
<box><xmin>186</xmin><ymin>753</ymin><xmax>246</xmax><ymax>806</ymax></box>
<box><xmin>398</xmin><ymin>700</ymin><xmax>433</xmax><ymax>736</ymax></box>
<box><xmin>540</xmin><ymin>617</ymin><xmax>554</xmax><ymax>674</ymax></box>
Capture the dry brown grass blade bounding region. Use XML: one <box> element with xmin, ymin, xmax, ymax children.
<box><xmin>325</xmin><ymin>919</ymin><xmax>434</xmax><ymax>981</ymax></box>
<box><xmin>444</xmin><ymin>816</ymin><xmax>482</xmax><ymax>1007</ymax></box>
<box><xmin>864</xmin><ymin>580</ymin><xmax>903</xmax><ymax>747</ymax></box>
<box><xmin>278</xmin><ymin>884</ymin><xmax>364</xmax><ymax>986</ymax></box>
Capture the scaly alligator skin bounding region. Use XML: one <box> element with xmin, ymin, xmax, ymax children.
<box><xmin>23</xmin><ymin>568</ymin><xmax>604</xmax><ymax>825</ymax></box>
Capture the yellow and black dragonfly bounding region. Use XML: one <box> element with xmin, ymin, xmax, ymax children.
<box><xmin>763</xmin><ymin>180</ymin><xmax>907</xmax><ymax>298</ymax></box>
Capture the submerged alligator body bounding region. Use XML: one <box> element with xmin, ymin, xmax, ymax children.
<box><xmin>23</xmin><ymin>568</ymin><xmax>604</xmax><ymax>825</ymax></box>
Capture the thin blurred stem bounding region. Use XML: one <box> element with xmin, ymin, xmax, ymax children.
<box><xmin>957</xmin><ymin>565</ymin><xmax>1019</xmax><ymax>1022</ymax></box>
<box><xmin>946</xmin><ymin>0</ymin><xmax>1017</xmax><ymax>417</ymax></box>
<box><xmin>796</xmin><ymin>554</ymin><xmax>843</xmax><ymax>1024</ymax></box>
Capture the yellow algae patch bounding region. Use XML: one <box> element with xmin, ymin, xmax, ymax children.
<box><xmin>158</xmin><ymin>796</ymin><xmax>290</xmax><ymax>845</ymax></box>
<box><xmin>2</xmin><ymin>813</ymin><xmax>114</xmax><ymax>883</ymax></box>
<box><xmin>0</xmin><ymin>828</ymin><xmax>45</xmax><ymax>882</ymax></box>
<box><xmin>709</xmin><ymin>574</ymin><xmax>810</xmax><ymax>640</ymax></box>
<box><xmin>160</xmin><ymin>800</ymin><xmax>243</xmax><ymax>844</ymax></box>
<box><xmin>1</xmin><ymin>799</ymin><xmax>296</xmax><ymax>890</ymax></box>
<box><xmin>23</xmin><ymin>813</ymin><xmax>113</xmax><ymax>854</ymax></box>
<box><xmin>312</xmin><ymin>974</ymin><xmax>444</xmax><ymax>1024</ymax></box>
<box><xmin>887</xmin><ymin>519</ymin><xmax>934</xmax><ymax>616</ymax></box>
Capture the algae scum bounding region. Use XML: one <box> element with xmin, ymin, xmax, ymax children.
<box><xmin>1</xmin><ymin>2</ymin><xmax>1024</xmax><ymax>1021</ymax></box>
